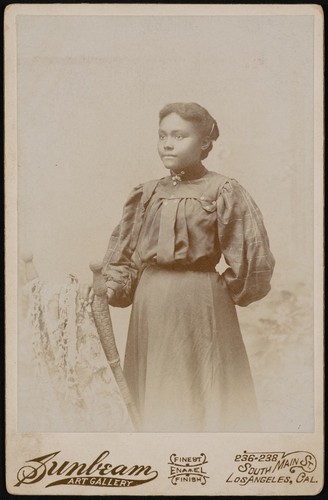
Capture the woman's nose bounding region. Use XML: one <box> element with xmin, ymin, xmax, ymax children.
<box><xmin>164</xmin><ymin>138</ymin><xmax>174</xmax><ymax>149</ymax></box>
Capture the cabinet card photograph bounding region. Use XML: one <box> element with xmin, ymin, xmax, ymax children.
<box><xmin>5</xmin><ymin>3</ymin><xmax>324</xmax><ymax>496</ymax></box>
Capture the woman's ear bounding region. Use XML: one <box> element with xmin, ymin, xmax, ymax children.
<box><xmin>201</xmin><ymin>136</ymin><xmax>211</xmax><ymax>150</ymax></box>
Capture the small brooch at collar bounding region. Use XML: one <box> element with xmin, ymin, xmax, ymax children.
<box><xmin>171</xmin><ymin>170</ymin><xmax>185</xmax><ymax>186</ymax></box>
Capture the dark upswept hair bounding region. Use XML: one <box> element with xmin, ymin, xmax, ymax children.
<box><xmin>159</xmin><ymin>102</ymin><xmax>219</xmax><ymax>159</ymax></box>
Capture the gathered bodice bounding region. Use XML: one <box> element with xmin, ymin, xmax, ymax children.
<box><xmin>102</xmin><ymin>169</ymin><xmax>275</xmax><ymax>307</ymax></box>
<box><xmin>135</xmin><ymin>172</ymin><xmax>223</xmax><ymax>270</ymax></box>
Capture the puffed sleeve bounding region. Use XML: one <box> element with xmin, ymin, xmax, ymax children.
<box><xmin>217</xmin><ymin>179</ymin><xmax>275</xmax><ymax>307</ymax></box>
<box><xmin>102</xmin><ymin>184</ymin><xmax>144</xmax><ymax>308</ymax></box>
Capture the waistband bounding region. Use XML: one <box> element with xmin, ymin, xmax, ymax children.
<box><xmin>142</xmin><ymin>261</ymin><xmax>217</xmax><ymax>273</ymax></box>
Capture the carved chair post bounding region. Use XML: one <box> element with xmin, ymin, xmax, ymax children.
<box><xmin>90</xmin><ymin>261</ymin><xmax>141</xmax><ymax>431</ymax></box>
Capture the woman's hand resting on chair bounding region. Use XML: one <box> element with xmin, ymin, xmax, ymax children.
<box><xmin>78</xmin><ymin>284</ymin><xmax>115</xmax><ymax>306</ymax></box>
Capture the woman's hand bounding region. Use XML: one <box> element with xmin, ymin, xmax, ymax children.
<box><xmin>78</xmin><ymin>283</ymin><xmax>115</xmax><ymax>305</ymax></box>
<box><xmin>78</xmin><ymin>283</ymin><xmax>95</xmax><ymax>306</ymax></box>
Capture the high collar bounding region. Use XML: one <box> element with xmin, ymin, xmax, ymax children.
<box><xmin>170</xmin><ymin>164</ymin><xmax>208</xmax><ymax>183</ymax></box>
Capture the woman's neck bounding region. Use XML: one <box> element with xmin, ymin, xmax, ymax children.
<box><xmin>170</xmin><ymin>163</ymin><xmax>207</xmax><ymax>181</ymax></box>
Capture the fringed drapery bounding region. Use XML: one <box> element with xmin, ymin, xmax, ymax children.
<box><xmin>18</xmin><ymin>277</ymin><xmax>133</xmax><ymax>432</ymax></box>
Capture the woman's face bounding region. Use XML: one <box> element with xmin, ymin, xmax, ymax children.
<box><xmin>158</xmin><ymin>113</ymin><xmax>209</xmax><ymax>172</ymax></box>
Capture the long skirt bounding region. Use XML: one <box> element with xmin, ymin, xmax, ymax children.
<box><xmin>123</xmin><ymin>265</ymin><xmax>259</xmax><ymax>432</ymax></box>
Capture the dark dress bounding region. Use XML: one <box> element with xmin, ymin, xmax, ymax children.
<box><xmin>102</xmin><ymin>167</ymin><xmax>275</xmax><ymax>432</ymax></box>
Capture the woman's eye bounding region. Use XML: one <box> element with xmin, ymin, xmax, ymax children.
<box><xmin>175</xmin><ymin>135</ymin><xmax>184</xmax><ymax>140</ymax></box>
<box><xmin>159</xmin><ymin>135</ymin><xmax>165</xmax><ymax>141</ymax></box>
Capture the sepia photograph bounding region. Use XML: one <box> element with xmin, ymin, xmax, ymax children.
<box><xmin>5</xmin><ymin>3</ymin><xmax>324</xmax><ymax>495</ymax></box>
